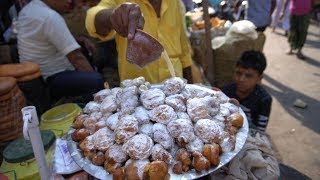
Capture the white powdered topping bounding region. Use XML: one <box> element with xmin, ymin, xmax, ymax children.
<box><xmin>194</xmin><ymin>119</ymin><xmax>222</xmax><ymax>143</ymax></box>
<box><xmin>123</xmin><ymin>134</ymin><xmax>154</xmax><ymax>160</ymax></box>
<box><xmin>83</xmin><ymin>101</ymin><xmax>100</xmax><ymax>114</ymax></box>
<box><xmin>169</xmin><ymin>144</ymin><xmax>180</xmax><ymax>157</ymax></box>
<box><xmin>115</xmin><ymin>115</ymin><xmax>139</xmax><ymax>144</ymax></box>
<box><xmin>201</xmin><ymin>96</ymin><xmax>220</xmax><ymax>117</ymax></box>
<box><xmin>121</xmin><ymin>79</ymin><xmax>133</xmax><ymax>87</ymax></box>
<box><xmin>134</xmin><ymin>106</ymin><xmax>150</xmax><ymax>125</ymax></box>
<box><xmin>208</xmin><ymin>107</ymin><xmax>219</xmax><ymax>117</ymax></box>
<box><xmin>106</xmin><ymin>112</ymin><xmax>119</xmax><ymax>130</ymax></box>
<box><xmin>95</xmin><ymin>119</ymin><xmax>107</xmax><ymax>130</ymax></box>
<box><xmin>211</xmin><ymin>118</ymin><xmax>226</xmax><ymax>129</ymax></box>
<box><xmin>221</xmin><ymin>102</ymin><xmax>239</xmax><ymax>114</ymax></box>
<box><xmin>150</xmin><ymin>105</ymin><xmax>177</xmax><ymax>125</ymax></box>
<box><xmin>186</xmin><ymin>136</ymin><xmax>204</xmax><ymax>153</ymax></box>
<box><xmin>187</xmin><ymin>98</ymin><xmax>211</xmax><ymax>122</ymax></box>
<box><xmin>138</xmin><ymin>84</ymin><xmax>149</xmax><ymax>94</ymax></box>
<box><xmin>121</xmin><ymin>96</ymin><xmax>139</xmax><ymax>114</ymax></box>
<box><xmin>118</xmin><ymin>86</ymin><xmax>139</xmax><ymax>114</ymax></box>
<box><xmin>219</xmin><ymin>105</ymin><xmax>231</xmax><ymax>117</ymax></box>
<box><xmin>139</xmin><ymin>123</ymin><xmax>154</xmax><ymax>139</ymax></box>
<box><xmin>83</xmin><ymin>117</ymin><xmax>98</xmax><ymax>134</ymax></box>
<box><xmin>201</xmin><ymin>95</ymin><xmax>220</xmax><ymax>108</ymax></box>
<box><xmin>165</xmin><ymin>94</ymin><xmax>186</xmax><ymax>112</ymax></box>
<box><xmin>122</xmin><ymin>86</ymin><xmax>138</xmax><ymax>96</ymax></box>
<box><xmin>153</xmin><ymin>123</ymin><xmax>174</xmax><ymax>149</ymax></box>
<box><xmin>163</xmin><ymin>77</ymin><xmax>186</xmax><ymax>96</ymax></box>
<box><xmin>140</xmin><ymin>88</ymin><xmax>165</xmax><ymax>110</ymax></box>
<box><xmin>167</xmin><ymin>119</ymin><xmax>195</xmax><ymax>144</ymax></box>
<box><xmin>107</xmin><ymin>144</ymin><xmax>128</xmax><ymax>163</ymax></box>
<box><xmin>182</xmin><ymin>88</ymin><xmax>211</xmax><ymax>99</ymax></box>
<box><xmin>213</xmin><ymin>113</ymin><xmax>226</xmax><ymax>122</ymax></box>
<box><xmin>136</xmin><ymin>159</ymin><xmax>150</xmax><ymax>179</ymax></box>
<box><xmin>94</xmin><ymin>89</ymin><xmax>112</xmax><ymax>103</ymax></box>
<box><xmin>176</xmin><ymin>112</ymin><xmax>192</xmax><ymax>121</ymax></box>
<box><xmin>80</xmin><ymin>135</ymin><xmax>95</xmax><ymax>151</ymax></box>
<box><xmin>92</xmin><ymin>127</ymin><xmax>115</xmax><ymax>151</ymax></box>
<box><xmin>214</xmin><ymin>91</ymin><xmax>229</xmax><ymax>104</ymax></box>
<box><xmin>111</xmin><ymin>87</ymin><xmax>122</xmax><ymax>96</ymax></box>
<box><xmin>89</xmin><ymin>111</ymin><xmax>103</xmax><ymax>121</ymax></box>
<box><xmin>151</xmin><ymin>144</ymin><xmax>173</xmax><ymax>164</ymax></box>
<box><xmin>100</xmin><ymin>95</ymin><xmax>118</xmax><ymax>114</ymax></box>
<box><xmin>121</xmin><ymin>77</ymin><xmax>145</xmax><ymax>88</ymax></box>
<box><xmin>220</xmin><ymin>135</ymin><xmax>235</xmax><ymax>153</ymax></box>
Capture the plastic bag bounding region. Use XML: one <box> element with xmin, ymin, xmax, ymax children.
<box><xmin>52</xmin><ymin>139</ymin><xmax>81</xmax><ymax>175</ymax></box>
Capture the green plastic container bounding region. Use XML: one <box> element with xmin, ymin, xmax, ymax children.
<box><xmin>0</xmin><ymin>130</ymin><xmax>55</xmax><ymax>180</ymax></box>
<box><xmin>40</xmin><ymin>103</ymin><xmax>81</xmax><ymax>138</ymax></box>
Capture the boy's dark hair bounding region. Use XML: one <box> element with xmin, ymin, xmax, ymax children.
<box><xmin>236</xmin><ymin>50</ymin><xmax>267</xmax><ymax>75</ymax></box>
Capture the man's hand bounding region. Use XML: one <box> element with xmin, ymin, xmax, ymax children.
<box><xmin>76</xmin><ymin>35</ymin><xmax>96</xmax><ymax>56</ymax></box>
<box><xmin>110</xmin><ymin>3</ymin><xmax>145</xmax><ymax>39</ymax></box>
<box><xmin>67</xmin><ymin>49</ymin><xmax>94</xmax><ymax>72</ymax></box>
<box><xmin>95</xmin><ymin>3</ymin><xmax>144</xmax><ymax>39</ymax></box>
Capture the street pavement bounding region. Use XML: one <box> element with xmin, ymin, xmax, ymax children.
<box><xmin>263</xmin><ymin>22</ymin><xmax>320</xmax><ymax>179</ymax></box>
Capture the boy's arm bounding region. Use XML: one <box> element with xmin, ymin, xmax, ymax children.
<box><xmin>256</xmin><ymin>96</ymin><xmax>272</xmax><ymax>131</ymax></box>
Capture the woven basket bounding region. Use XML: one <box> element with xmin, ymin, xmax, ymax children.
<box><xmin>0</xmin><ymin>88</ymin><xmax>25</xmax><ymax>115</ymax></box>
<box><xmin>0</xmin><ymin>85</ymin><xmax>19</xmax><ymax>101</ymax></box>
<box><xmin>0</xmin><ymin>86</ymin><xmax>26</xmax><ymax>143</ymax></box>
<box><xmin>0</xmin><ymin>123</ymin><xmax>23</xmax><ymax>142</ymax></box>
<box><xmin>0</xmin><ymin>77</ymin><xmax>16</xmax><ymax>96</ymax></box>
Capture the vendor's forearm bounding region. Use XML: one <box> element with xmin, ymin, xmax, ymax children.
<box><xmin>67</xmin><ymin>49</ymin><xmax>94</xmax><ymax>72</ymax></box>
<box><xmin>94</xmin><ymin>9</ymin><xmax>114</xmax><ymax>37</ymax></box>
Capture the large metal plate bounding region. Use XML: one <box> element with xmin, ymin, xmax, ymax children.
<box><xmin>67</xmin><ymin>84</ymin><xmax>249</xmax><ymax>179</ymax></box>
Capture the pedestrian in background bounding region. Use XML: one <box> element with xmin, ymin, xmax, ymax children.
<box><xmin>245</xmin><ymin>0</ymin><xmax>276</xmax><ymax>32</ymax></box>
<box><xmin>280</xmin><ymin>0</ymin><xmax>313</xmax><ymax>59</ymax></box>
<box><xmin>271</xmin><ymin>0</ymin><xmax>290</xmax><ymax>36</ymax></box>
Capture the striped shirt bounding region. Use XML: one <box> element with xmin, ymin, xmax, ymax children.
<box><xmin>222</xmin><ymin>83</ymin><xmax>272</xmax><ymax>131</ymax></box>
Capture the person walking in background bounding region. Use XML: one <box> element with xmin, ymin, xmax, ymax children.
<box><xmin>245</xmin><ymin>0</ymin><xmax>276</xmax><ymax>32</ymax></box>
<box><xmin>271</xmin><ymin>0</ymin><xmax>290</xmax><ymax>36</ymax></box>
<box><xmin>182</xmin><ymin>0</ymin><xmax>195</xmax><ymax>12</ymax></box>
<box><xmin>280</xmin><ymin>0</ymin><xmax>313</xmax><ymax>59</ymax></box>
<box><xmin>209</xmin><ymin>0</ymin><xmax>222</xmax><ymax>12</ymax></box>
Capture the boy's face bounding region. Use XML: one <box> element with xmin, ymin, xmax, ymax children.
<box><xmin>234</xmin><ymin>65</ymin><xmax>262</xmax><ymax>93</ymax></box>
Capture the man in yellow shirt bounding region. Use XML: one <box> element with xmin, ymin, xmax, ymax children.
<box><xmin>86</xmin><ymin>0</ymin><xmax>193</xmax><ymax>84</ymax></box>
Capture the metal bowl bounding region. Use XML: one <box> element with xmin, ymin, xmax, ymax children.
<box><xmin>67</xmin><ymin>84</ymin><xmax>249</xmax><ymax>179</ymax></box>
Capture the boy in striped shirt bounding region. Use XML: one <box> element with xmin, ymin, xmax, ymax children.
<box><xmin>222</xmin><ymin>50</ymin><xmax>272</xmax><ymax>131</ymax></box>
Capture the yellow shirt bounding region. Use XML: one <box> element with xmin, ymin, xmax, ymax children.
<box><xmin>86</xmin><ymin>0</ymin><xmax>192</xmax><ymax>83</ymax></box>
